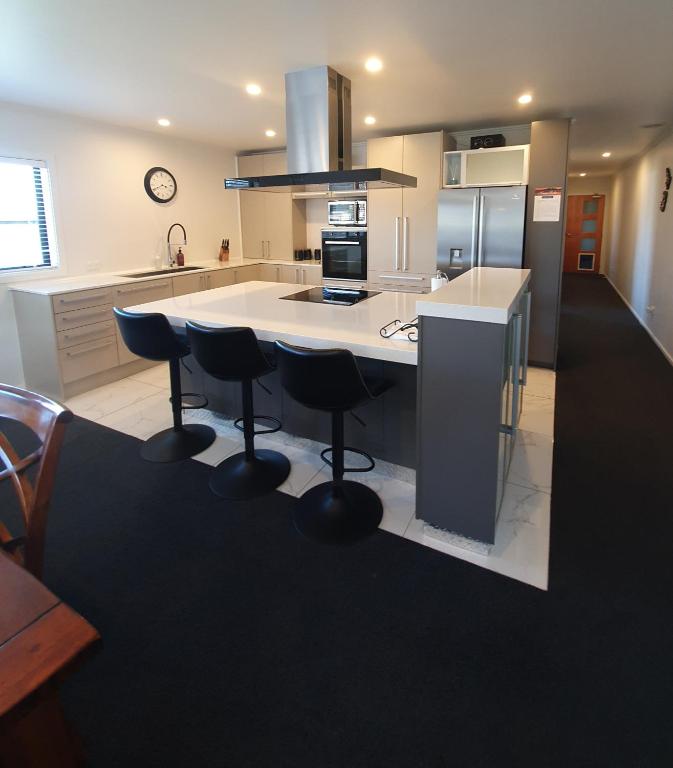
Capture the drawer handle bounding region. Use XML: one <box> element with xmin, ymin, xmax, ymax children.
<box><xmin>378</xmin><ymin>274</ymin><xmax>424</xmax><ymax>281</ymax></box>
<box><xmin>62</xmin><ymin>309</ymin><xmax>109</xmax><ymax>322</ymax></box>
<box><xmin>65</xmin><ymin>339</ymin><xmax>115</xmax><ymax>357</ymax></box>
<box><xmin>58</xmin><ymin>292</ymin><xmax>109</xmax><ymax>305</ymax></box>
<box><xmin>64</xmin><ymin>325</ymin><xmax>110</xmax><ymax>341</ymax></box>
<box><xmin>117</xmin><ymin>282</ymin><xmax>169</xmax><ymax>294</ymax></box>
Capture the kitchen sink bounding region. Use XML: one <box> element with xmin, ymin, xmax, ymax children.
<box><xmin>117</xmin><ymin>266</ymin><xmax>205</xmax><ymax>278</ymax></box>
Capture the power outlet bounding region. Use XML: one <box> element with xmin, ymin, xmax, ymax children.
<box><xmin>646</xmin><ymin>305</ymin><xmax>656</xmax><ymax>314</ymax></box>
<box><xmin>86</xmin><ymin>260</ymin><xmax>101</xmax><ymax>272</ymax></box>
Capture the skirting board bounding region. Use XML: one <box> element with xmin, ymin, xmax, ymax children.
<box><xmin>607</xmin><ymin>275</ymin><xmax>673</xmax><ymax>368</ymax></box>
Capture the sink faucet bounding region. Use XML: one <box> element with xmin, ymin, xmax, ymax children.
<box><xmin>167</xmin><ymin>223</ymin><xmax>187</xmax><ymax>267</ymax></box>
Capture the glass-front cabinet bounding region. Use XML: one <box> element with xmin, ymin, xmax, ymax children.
<box><xmin>443</xmin><ymin>145</ymin><xmax>530</xmax><ymax>188</ymax></box>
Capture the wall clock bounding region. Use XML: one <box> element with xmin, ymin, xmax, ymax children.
<box><xmin>144</xmin><ymin>167</ymin><xmax>177</xmax><ymax>203</ymax></box>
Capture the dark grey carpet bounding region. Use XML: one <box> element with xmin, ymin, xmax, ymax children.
<box><xmin>1</xmin><ymin>274</ymin><xmax>672</xmax><ymax>767</ymax></box>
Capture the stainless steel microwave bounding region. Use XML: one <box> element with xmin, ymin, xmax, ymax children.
<box><xmin>327</xmin><ymin>199</ymin><xmax>367</xmax><ymax>227</ymax></box>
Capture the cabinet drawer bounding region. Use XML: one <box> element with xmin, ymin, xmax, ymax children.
<box><xmin>369</xmin><ymin>272</ymin><xmax>430</xmax><ymax>291</ymax></box>
<box><xmin>58</xmin><ymin>336</ymin><xmax>119</xmax><ymax>383</ymax></box>
<box><xmin>57</xmin><ymin>319</ymin><xmax>116</xmax><ymax>349</ymax></box>
<box><xmin>52</xmin><ymin>287</ymin><xmax>114</xmax><ymax>314</ymax></box>
<box><xmin>113</xmin><ymin>279</ymin><xmax>173</xmax><ymax>307</ymax></box>
<box><xmin>54</xmin><ymin>303</ymin><xmax>114</xmax><ymax>331</ymax></box>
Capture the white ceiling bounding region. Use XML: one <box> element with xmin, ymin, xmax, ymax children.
<box><xmin>2</xmin><ymin>0</ymin><xmax>672</xmax><ymax>175</ymax></box>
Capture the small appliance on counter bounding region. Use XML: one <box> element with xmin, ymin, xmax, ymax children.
<box><xmin>327</xmin><ymin>199</ymin><xmax>367</xmax><ymax>227</ymax></box>
<box><xmin>431</xmin><ymin>271</ymin><xmax>449</xmax><ymax>291</ymax></box>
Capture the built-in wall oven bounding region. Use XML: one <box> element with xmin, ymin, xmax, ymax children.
<box><xmin>327</xmin><ymin>199</ymin><xmax>367</xmax><ymax>227</ymax></box>
<box><xmin>321</xmin><ymin>228</ymin><xmax>367</xmax><ymax>282</ymax></box>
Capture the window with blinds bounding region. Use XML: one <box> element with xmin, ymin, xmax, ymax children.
<box><xmin>0</xmin><ymin>157</ymin><xmax>59</xmax><ymax>272</ymax></box>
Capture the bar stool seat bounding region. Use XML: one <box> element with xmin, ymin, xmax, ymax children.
<box><xmin>113</xmin><ymin>308</ymin><xmax>216</xmax><ymax>462</ymax></box>
<box><xmin>186</xmin><ymin>323</ymin><xmax>290</xmax><ymax>500</ymax></box>
<box><xmin>275</xmin><ymin>340</ymin><xmax>391</xmax><ymax>545</ymax></box>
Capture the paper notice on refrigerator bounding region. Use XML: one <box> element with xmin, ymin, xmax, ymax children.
<box><xmin>533</xmin><ymin>187</ymin><xmax>563</xmax><ymax>222</ymax></box>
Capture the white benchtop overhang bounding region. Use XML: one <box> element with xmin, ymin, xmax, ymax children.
<box><xmin>417</xmin><ymin>267</ymin><xmax>531</xmax><ymax>324</ymax></box>
<box><xmin>126</xmin><ymin>281</ymin><xmax>421</xmax><ymax>365</ymax></box>
<box><xmin>123</xmin><ymin>268</ymin><xmax>532</xmax><ymax>366</ymax></box>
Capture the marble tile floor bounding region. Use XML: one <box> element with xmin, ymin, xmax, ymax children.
<box><xmin>66</xmin><ymin>363</ymin><xmax>555</xmax><ymax>591</ymax></box>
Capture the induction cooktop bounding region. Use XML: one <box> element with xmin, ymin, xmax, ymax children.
<box><xmin>280</xmin><ymin>287</ymin><xmax>380</xmax><ymax>306</ymax></box>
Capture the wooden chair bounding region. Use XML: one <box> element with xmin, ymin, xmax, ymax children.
<box><xmin>0</xmin><ymin>384</ymin><xmax>73</xmax><ymax>580</ymax></box>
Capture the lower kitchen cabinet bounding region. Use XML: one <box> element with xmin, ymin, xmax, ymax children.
<box><xmin>11</xmin><ymin>261</ymin><xmax>318</xmax><ymax>401</ymax></box>
<box><xmin>259</xmin><ymin>263</ymin><xmax>281</xmax><ymax>282</ymax></box>
<box><xmin>113</xmin><ymin>279</ymin><xmax>173</xmax><ymax>364</ymax></box>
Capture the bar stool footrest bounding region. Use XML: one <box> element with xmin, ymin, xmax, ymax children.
<box><xmin>320</xmin><ymin>446</ymin><xmax>375</xmax><ymax>473</ymax></box>
<box><xmin>169</xmin><ymin>392</ymin><xmax>209</xmax><ymax>410</ymax></box>
<box><xmin>234</xmin><ymin>414</ymin><xmax>282</xmax><ymax>436</ymax></box>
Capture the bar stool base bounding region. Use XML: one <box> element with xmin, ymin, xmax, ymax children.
<box><xmin>209</xmin><ymin>449</ymin><xmax>290</xmax><ymax>500</ymax></box>
<box><xmin>294</xmin><ymin>480</ymin><xmax>383</xmax><ymax>545</ymax></box>
<box><xmin>140</xmin><ymin>424</ymin><xmax>216</xmax><ymax>463</ymax></box>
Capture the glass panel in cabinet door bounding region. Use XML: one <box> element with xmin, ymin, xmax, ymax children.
<box><xmin>465</xmin><ymin>148</ymin><xmax>525</xmax><ymax>186</ymax></box>
<box><xmin>444</xmin><ymin>153</ymin><xmax>462</xmax><ymax>186</ymax></box>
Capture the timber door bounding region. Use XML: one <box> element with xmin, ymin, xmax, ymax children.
<box><xmin>564</xmin><ymin>194</ymin><xmax>605</xmax><ymax>273</ymax></box>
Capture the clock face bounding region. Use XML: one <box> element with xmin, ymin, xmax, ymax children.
<box><xmin>144</xmin><ymin>167</ymin><xmax>177</xmax><ymax>203</ymax></box>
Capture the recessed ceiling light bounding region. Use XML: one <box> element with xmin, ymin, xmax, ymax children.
<box><xmin>245</xmin><ymin>83</ymin><xmax>262</xmax><ymax>96</ymax></box>
<box><xmin>364</xmin><ymin>115</ymin><xmax>377</xmax><ymax>125</ymax></box>
<box><xmin>157</xmin><ymin>118</ymin><xmax>171</xmax><ymax>127</ymax></box>
<box><xmin>365</xmin><ymin>57</ymin><xmax>383</xmax><ymax>73</ymax></box>
<box><xmin>602</xmin><ymin>152</ymin><xmax>611</xmax><ymax>158</ymax></box>
<box><xmin>265</xmin><ymin>129</ymin><xmax>276</xmax><ymax>138</ymax></box>
<box><xmin>517</xmin><ymin>93</ymin><xmax>532</xmax><ymax>105</ymax></box>
<box><xmin>579</xmin><ymin>172</ymin><xmax>587</xmax><ymax>177</ymax></box>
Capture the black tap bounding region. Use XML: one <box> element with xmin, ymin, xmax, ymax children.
<box><xmin>167</xmin><ymin>223</ymin><xmax>187</xmax><ymax>266</ymax></box>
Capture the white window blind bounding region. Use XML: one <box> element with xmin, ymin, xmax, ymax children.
<box><xmin>0</xmin><ymin>156</ymin><xmax>59</xmax><ymax>272</ymax></box>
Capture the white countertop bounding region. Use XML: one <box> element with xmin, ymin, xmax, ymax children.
<box><xmin>126</xmin><ymin>281</ymin><xmax>420</xmax><ymax>365</ymax></box>
<box><xmin>8</xmin><ymin>258</ymin><xmax>321</xmax><ymax>296</ymax></box>
<box><xmin>416</xmin><ymin>267</ymin><xmax>531</xmax><ymax>324</ymax></box>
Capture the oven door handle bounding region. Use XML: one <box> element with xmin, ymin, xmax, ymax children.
<box><xmin>323</xmin><ymin>240</ymin><xmax>360</xmax><ymax>245</ymax></box>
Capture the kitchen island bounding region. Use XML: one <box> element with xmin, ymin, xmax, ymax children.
<box><xmin>128</xmin><ymin>267</ymin><xmax>531</xmax><ymax>543</ymax></box>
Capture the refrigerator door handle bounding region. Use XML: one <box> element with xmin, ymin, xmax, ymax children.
<box><xmin>470</xmin><ymin>196</ymin><xmax>479</xmax><ymax>268</ymax></box>
<box><xmin>477</xmin><ymin>194</ymin><xmax>485</xmax><ymax>267</ymax></box>
<box><xmin>394</xmin><ymin>216</ymin><xmax>401</xmax><ymax>270</ymax></box>
<box><xmin>402</xmin><ymin>217</ymin><xmax>409</xmax><ymax>271</ymax></box>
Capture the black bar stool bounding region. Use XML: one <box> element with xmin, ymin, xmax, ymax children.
<box><xmin>275</xmin><ymin>340</ymin><xmax>390</xmax><ymax>545</ymax></box>
<box><xmin>113</xmin><ymin>308</ymin><xmax>216</xmax><ymax>462</ymax></box>
<box><xmin>185</xmin><ymin>323</ymin><xmax>290</xmax><ymax>500</ymax></box>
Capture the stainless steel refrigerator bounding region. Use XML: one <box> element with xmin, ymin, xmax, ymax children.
<box><xmin>437</xmin><ymin>186</ymin><xmax>527</xmax><ymax>279</ymax></box>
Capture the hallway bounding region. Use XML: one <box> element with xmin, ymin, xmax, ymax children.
<box><xmin>549</xmin><ymin>273</ymin><xmax>673</xmax><ymax>762</ymax></box>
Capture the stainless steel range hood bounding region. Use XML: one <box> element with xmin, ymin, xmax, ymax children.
<box><xmin>225</xmin><ymin>65</ymin><xmax>417</xmax><ymax>193</ymax></box>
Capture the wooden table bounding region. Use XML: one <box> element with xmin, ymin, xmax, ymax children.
<box><xmin>0</xmin><ymin>553</ymin><xmax>99</xmax><ymax>767</ymax></box>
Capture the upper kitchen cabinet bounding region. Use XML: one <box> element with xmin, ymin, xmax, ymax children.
<box><xmin>238</xmin><ymin>152</ymin><xmax>298</xmax><ymax>261</ymax></box>
<box><xmin>443</xmin><ymin>145</ymin><xmax>529</xmax><ymax>188</ymax></box>
<box><xmin>367</xmin><ymin>131</ymin><xmax>454</xmax><ymax>291</ymax></box>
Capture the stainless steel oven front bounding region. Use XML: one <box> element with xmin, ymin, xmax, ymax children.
<box><xmin>321</xmin><ymin>228</ymin><xmax>367</xmax><ymax>282</ymax></box>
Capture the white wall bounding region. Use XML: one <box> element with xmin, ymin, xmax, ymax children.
<box><xmin>567</xmin><ymin>175</ymin><xmax>613</xmax><ymax>274</ymax></box>
<box><xmin>0</xmin><ymin>102</ymin><xmax>241</xmax><ymax>386</ymax></box>
<box><xmin>608</xmin><ymin>128</ymin><xmax>673</xmax><ymax>363</ymax></box>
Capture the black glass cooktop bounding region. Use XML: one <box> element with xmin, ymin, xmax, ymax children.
<box><xmin>280</xmin><ymin>287</ymin><xmax>380</xmax><ymax>306</ymax></box>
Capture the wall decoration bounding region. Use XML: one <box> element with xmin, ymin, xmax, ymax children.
<box><xmin>659</xmin><ymin>167</ymin><xmax>670</xmax><ymax>212</ymax></box>
<box><xmin>144</xmin><ymin>167</ymin><xmax>177</xmax><ymax>203</ymax></box>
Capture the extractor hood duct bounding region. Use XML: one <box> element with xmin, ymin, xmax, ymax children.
<box><xmin>225</xmin><ymin>65</ymin><xmax>417</xmax><ymax>193</ymax></box>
